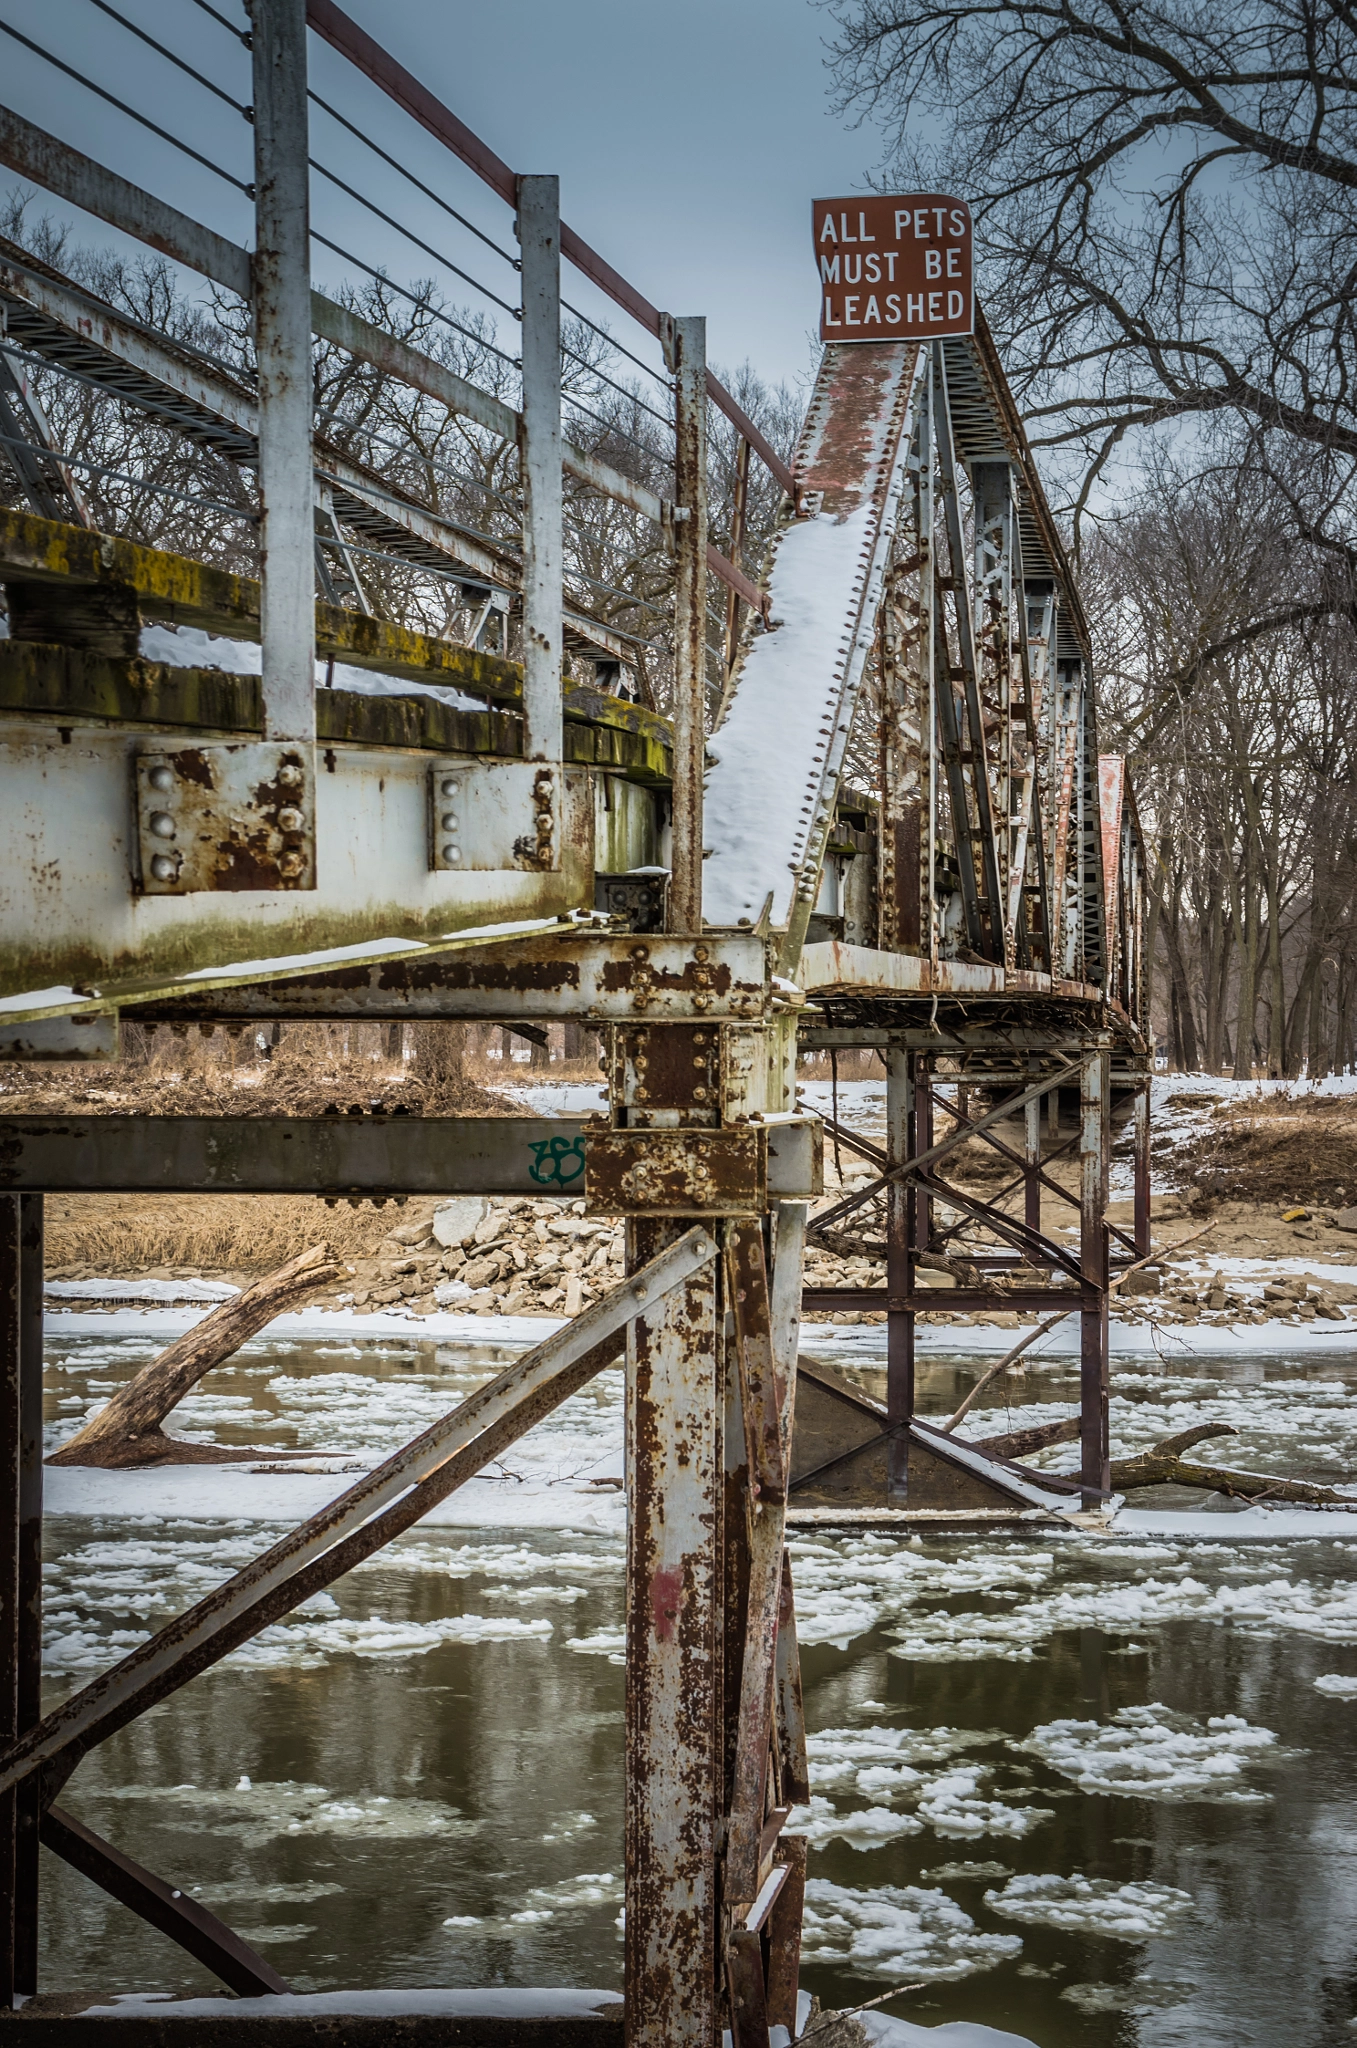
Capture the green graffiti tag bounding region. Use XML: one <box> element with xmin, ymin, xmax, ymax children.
<box><xmin>528</xmin><ymin>1134</ymin><xmax>587</xmax><ymax>1187</ymax></box>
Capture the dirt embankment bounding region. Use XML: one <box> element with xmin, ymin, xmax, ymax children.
<box><xmin>1175</xmin><ymin>1092</ymin><xmax>1357</xmax><ymax>1209</ymax></box>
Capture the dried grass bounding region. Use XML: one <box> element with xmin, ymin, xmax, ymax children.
<box><xmin>45</xmin><ymin>1192</ymin><xmax>442</xmax><ymax>1275</ymax></box>
<box><xmin>1181</xmin><ymin>1093</ymin><xmax>1357</xmax><ymax>1205</ymax></box>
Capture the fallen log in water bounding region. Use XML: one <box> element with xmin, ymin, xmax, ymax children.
<box><xmin>1108</xmin><ymin>1423</ymin><xmax>1356</xmax><ymax>1504</ymax></box>
<box><xmin>48</xmin><ymin>1243</ymin><xmax>342</xmax><ymax>1469</ymax></box>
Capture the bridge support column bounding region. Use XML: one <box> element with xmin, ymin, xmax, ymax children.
<box><xmin>885</xmin><ymin>1047</ymin><xmax>914</xmax><ymax>1497</ymax></box>
<box><xmin>1080</xmin><ymin>1044</ymin><xmax>1111</xmax><ymax>1503</ymax></box>
<box><xmin>624</xmin><ymin>1218</ymin><xmax>720</xmax><ymax>2048</ymax></box>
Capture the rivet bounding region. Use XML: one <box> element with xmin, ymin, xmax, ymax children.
<box><xmin>148</xmin><ymin>811</ymin><xmax>176</xmax><ymax>839</ymax></box>
<box><xmin>442</xmin><ymin>845</ymin><xmax>461</xmax><ymax>863</ymax></box>
<box><xmin>440</xmin><ymin>777</ymin><xmax>459</xmax><ymax>798</ymax></box>
<box><xmin>147</xmin><ymin>764</ymin><xmax>174</xmax><ymax>792</ymax></box>
<box><xmin>150</xmin><ymin>853</ymin><xmax>177</xmax><ymax>882</ymax></box>
<box><xmin>440</xmin><ymin>812</ymin><xmax>459</xmax><ymax>831</ymax></box>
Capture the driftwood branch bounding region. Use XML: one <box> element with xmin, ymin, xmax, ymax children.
<box><xmin>973</xmin><ymin>1415</ymin><xmax>1081</xmax><ymax>1462</ymax></box>
<box><xmin>49</xmin><ymin>1243</ymin><xmax>342</xmax><ymax>1469</ymax></box>
<box><xmin>1110</xmin><ymin>1423</ymin><xmax>1357</xmax><ymax>1505</ymax></box>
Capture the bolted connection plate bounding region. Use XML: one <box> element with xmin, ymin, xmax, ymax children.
<box><xmin>428</xmin><ymin>758</ymin><xmax>562</xmax><ymax>873</ymax></box>
<box><xmin>135</xmin><ymin>744</ymin><xmax>315</xmax><ymax>893</ymax></box>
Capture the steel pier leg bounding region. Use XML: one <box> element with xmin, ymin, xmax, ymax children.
<box><xmin>1080</xmin><ymin>1047</ymin><xmax>1111</xmax><ymax>1504</ymax></box>
<box><xmin>1025</xmin><ymin>1073</ymin><xmax>1042</xmax><ymax>1242</ymax></box>
<box><xmin>1133</xmin><ymin>1078</ymin><xmax>1151</xmax><ymax>1261</ymax></box>
<box><xmin>625</xmin><ymin>1220</ymin><xmax>720</xmax><ymax>2047</ymax></box>
<box><xmin>15</xmin><ymin>1196</ymin><xmax>41</xmax><ymax>1995</ymax></box>
<box><xmin>0</xmin><ymin>1197</ymin><xmax>18</xmax><ymax>2002</ymax></box>
<box><xmin>886</xmin><ymin>1048</ymin><xmax>913</xmax><ymax>1497</ymax></box>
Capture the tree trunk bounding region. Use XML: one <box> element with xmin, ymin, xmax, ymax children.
<box><xmin>49</xmin><ymin>1243</ymin><xmax>341</xmax><ymax>1469</ymax></box>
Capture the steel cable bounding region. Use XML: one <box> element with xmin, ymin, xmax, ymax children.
<box><xmin>0</xmin><ymin>21</ymin><xmax>253</xmax><ymax>195</ymax></box>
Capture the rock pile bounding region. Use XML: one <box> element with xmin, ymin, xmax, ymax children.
<box><xmin>316</xmin><ymin>1195</ymin><xmax>625</xmax><ymax>1319</ymax></box>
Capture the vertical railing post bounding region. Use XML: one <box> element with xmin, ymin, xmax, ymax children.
<box><xmin>251</xmin><ymin>0</ymin><xmax>315</xmax><ymax>745</ymax></box>
<box><xmin>1080</xmin><ymin>1043</ymin><xmax>1111</xmax><ymax>1504</ymax></box>
<box><xmin>0</xmin><ymin>1197</ymin><xmax>18</xmax><ymax>2005</ymax></box>
<box><xmin>517</xmin><ymin>173</ymin><xmax>563</xmax><ymax>765</ymax></box>
<box><xmin>624</xmin><ymin>1219</ymin><xmax>719</xmax><ymax>2048</ymax></box>
<box><xmin>666</xmin><ymin>314</ymin><xmax>708</xmax><ymax>935</ymax></box>
<box><xmin>885</xmin><ymin>1046</ymin><xmax>913</xmax><ymax>1498</ymax></box>
<box><xmin>13</xmin><ymin>1197</ymin><xmax>40</xmax><ymax>1997</ymax></box>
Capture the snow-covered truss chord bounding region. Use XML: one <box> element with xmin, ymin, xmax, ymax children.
<box><xmin>702</xmin><ymin>341</ymin><xmax>924</xmax><ymax>955</ymax></box>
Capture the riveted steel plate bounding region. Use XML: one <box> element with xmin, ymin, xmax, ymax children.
<box><xmin>584</xmin><ymin>1127</ymin><xmax>764</xmax><ymax>1215</ymax></box>
<box><xmin>134</xmin><ymin>744</ymin><xmax>315</xmax><ymax>893</ymax></box>
<box><xmin>428</xmin><ymin>757</ymin><xmax>563</xmax><ymax>873</ymax></box>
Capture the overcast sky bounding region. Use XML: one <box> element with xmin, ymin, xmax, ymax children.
<box><xmin>2</xmin><ymin>0</ymin><xmax>900</xmax><ymax>394</ymax></box>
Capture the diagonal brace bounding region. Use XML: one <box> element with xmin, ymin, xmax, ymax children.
<box><xmin>0</xmin><ymin>1228</ymin><xmax>718</xmax><ymax>1802</ymax></box>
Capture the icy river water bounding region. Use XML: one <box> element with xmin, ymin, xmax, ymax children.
<box><xmin>36</xmin><ymin>1316</ymin><xmax>1357</xmax><ymax>2047</ymax></box>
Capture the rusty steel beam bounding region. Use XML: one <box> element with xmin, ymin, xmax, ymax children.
<box><xmin>40</xmin><ymin>1807</ymin><xmax>288</xmax><ymax>1997</ymax></box>
<box><xmin>802</xmin><ymin>1286</ymin><xmax>1081</xmax><ymax>1315</ymax></box>
<box><xmin>0</xmin><ymin>1229</ymin><xmax>718</xmax><ymax>1803</ymax></box>
<box><xmin>624</xmin><ymin>1221</ymin><xmax>720</xmax><ymax>2048</ymax></box>
<box><xmin>0</xmin><ymin>1114</ymin><xmax>818</xmax><ymax>1203</ymax></box>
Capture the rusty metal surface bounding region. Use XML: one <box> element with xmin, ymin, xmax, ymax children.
<box><xmin>762</xmin><ymin>1836</ymin><xmax>806</xmax><ymax>2032</ymax></box>
<box><xmin>126</xmin><ymin>935</ymin><xmax>769</xmax><ymax>1028</ymax></box>
<box><xmin>610</xmin><ymin>1024</ymin><xmax>722</xmax><ymax>1128</ymax></box>
<box><xmin>134</xmin><ymin>744</ymin><xmax>316</xmax><ymax>893</ymax></box>
<box><xmin>624</xmin><ymin>1224</ymin><xmax>720</xmax><ymax>2048</ymax></box>
<box><xmin>586</xmin><ymin>1129</ymin><xmax>764</xmax><ymax>1217</ymax></box>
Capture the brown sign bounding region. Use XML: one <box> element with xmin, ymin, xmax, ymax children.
<box><xmin>813</xmin><ymin>194</ymin><xmax>973</xmax><ymax>344</ymax></box>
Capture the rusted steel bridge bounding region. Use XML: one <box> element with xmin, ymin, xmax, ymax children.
<box><xmin>0</xmin><ymin>2</ymin><xmax>1148</xmax><ymax>2037</ymax></box>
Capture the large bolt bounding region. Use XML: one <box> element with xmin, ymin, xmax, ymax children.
<box><xmin>277</xmin><ymin>762</ymin><xmax>304</xmax><ymax>788</ymax></box>
<box><xmin>277</xmin><ymin>807</ymin><xmax>305</xmax><ymax>833</ymax></box>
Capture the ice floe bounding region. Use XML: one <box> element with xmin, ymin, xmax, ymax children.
<box><xmin>801</xmin><ymin>1877</ymin><xmax>1023</xmax><ymax>1980</ymax></box>
<box><xmin>1021</xmin><ymin>1703</ymin><xmax>1279</xmax><ymax>1800</ymax></box>
<box><xmin>983</xmin><ymin>1872</ymin><xmax>1194</xmax><ymax>1940</ymax></box>
<box><xmin>93</xmin><ymin>1778</ymin><xmax>476</xmax><ymax>1846</ymax></box>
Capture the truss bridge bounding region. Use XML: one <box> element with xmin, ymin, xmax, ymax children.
<box><xmin>0</xmin><ymin>4</ymin><xmax>1148</xmax><ymax>2037</ymax></box>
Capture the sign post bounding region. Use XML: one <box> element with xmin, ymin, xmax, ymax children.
<box><xmin>813</xmin><ymin>195</ymin><xmax>973</xmax><ymax>343</ymax></box>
